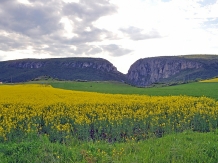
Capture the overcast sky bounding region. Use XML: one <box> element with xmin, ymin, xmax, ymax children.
<box><xmin>0</xmin><ymin>0</ymin><xmax>218</xmax><ymax>73</ymax></box>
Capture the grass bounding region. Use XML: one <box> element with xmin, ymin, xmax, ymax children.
<box><xmin>1</xmin><ymin>131</ymin><xmax>218</xmax><ymax>162</ymax></box>
<box><xmin>34</xmin><ymin>80</ymin><xmax>218</xmax><ymax>100</ymax></box>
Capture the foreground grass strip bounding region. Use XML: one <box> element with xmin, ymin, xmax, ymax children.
<box><xmin>1</xmin><ymin>131</ymin><xmax>218</xmax><ymax>162</ymax></box>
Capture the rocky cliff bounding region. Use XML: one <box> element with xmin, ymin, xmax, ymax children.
<box><xmin>0</xmin><ymin>58</ymin><xmax>126</xmax><ymax>83</ymax></box>
<box><xmin>127</xmin><ymin>55</ymin><xmax>218</xmax><ymax>87</ymax></box>
<box><xmin>1</xmin><ymin>55</ymin><xmax>218</xmax><ymax>85</ymax></box>
<box><xmin>8</xmin><ymin>58</ymin><xmax>117</xmax><ymax>72</ymax></box>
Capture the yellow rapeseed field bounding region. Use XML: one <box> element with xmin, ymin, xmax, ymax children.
<box><xmin>0</xmin><ymin>84</ymin><xmax>218</xmax><ymax>142</ymax></box>
<box><xmin>200</xmin><ymin>78</ymin><xmax>218</xmax><ymax>82</ymax></box>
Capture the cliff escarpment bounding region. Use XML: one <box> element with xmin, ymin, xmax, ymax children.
<box><xmin>1</xmin><ymin>55</ymin><xmax>218</xmax><ymax>85</ymax></box>
<box><xmin>0</xmin><ymin>58</ymin><xmax>126</xmax><ymax>83</ymax></box>
<box><xmin>127</xmin><ymin>55</ymin><xmax>218</xmax><ymax>87</ymax></box>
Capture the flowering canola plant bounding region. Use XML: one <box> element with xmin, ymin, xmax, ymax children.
<box><xmin>0</xmin><ymin>84</ymin><xmax>218</xmax><ymax>142</ymax></box>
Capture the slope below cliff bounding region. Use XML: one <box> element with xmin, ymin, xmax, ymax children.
<box><xmin>127</xmin><ymin>55</ymin><xmax>218</xmax><ymax>87</ymax></box>
<box><xmin>0</xmin><ymin>58</ymin><xmax>126</xmax><ymax>83</ymax></box>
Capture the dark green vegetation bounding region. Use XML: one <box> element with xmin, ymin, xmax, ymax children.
<box><xmin>0</xmin><ymin>57</ymin><xmax>126</xmax><ymax>83</ymax></box>
<box><xmin>44</xmin><ymin>80</ymin><xmax>218</xmax><ymax>100</ymax></box>
<box><xmin>1</xmin><ymin>131</ymin><xmax>218</xmax><ymax>162</ymax></box>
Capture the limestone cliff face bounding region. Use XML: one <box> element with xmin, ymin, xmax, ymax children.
<box><xmin>2</xmin><ymin>55</ymin><xmax>218</xmax><ymax>84</ymax></box>
<box><xmin>8</xmin><ymin>58</ymin><xmax>118</xmax><ymax>73</ymax></box>
<box><xmin>127</xmin><ymin>57</ymin><xmax>203</xmax><ymax>86</ymax></box>
<box><xmin>0</xmin><ymin>58</ymin><xmax>125</xmax><ymax>82</ymax></box>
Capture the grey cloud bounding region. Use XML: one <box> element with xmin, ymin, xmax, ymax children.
<box><xmin>62</xmin><ymin>0</ymin><xmax>118</xmax><ymax>43</ymax></box>
<box><xmin>33</xmin><ymin>44</ymin><xmax>100</xmax><ymax>58</ymax></box>
<box><xmin>0</xmin><ymin>1</ymin><xmax>62</xmax><ymax>37</ymax></box>
<box><xmin>67</xmin><ymin>27</ymin><xmax>117</xmax><ymax>44</ymax></box>
<box><xmin>0</xmin><ymin>0</ymin><xmax>120</xmax><ymax>58</ymax></box>
<box><xmin>0</xmin><ymin>32</ymin><xmax>32</xmax><ymax>51</ymax></box>
<box><xmin>63</xmin><ymin>0</ymin><xmax>117</xmax><ymax>23</ymax></box>
<box><xmin>87</xmin><ymin>46</ymin><xmax>103</xmax><ymax>55</ymax></box>
<box><xmin>68</xmin><ymin>44</ymin><xmax>102</xmax><ymax>55</ymax></box>
<box><xmin>120</xmin><ymin>26</ymin><xmax>161</xmax><ymax>40</ymax></box>
<box><xmin>101</xmin><ymin>44</ymin><xmax>132</xmax><ymax>56</ymax></box>
<box><xmin>42</xmin><ymin>44</ymin><xmax>102</xmax><ymax>57</ymax></box>
<box><xmin>51</xmin><ymin>44</ymin><xmax>132</xmax><ymax>57</ymax></box>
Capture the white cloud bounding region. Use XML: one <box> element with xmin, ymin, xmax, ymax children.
<box><xmin>17</xmin><ymin>0</ymin><xmax>32</xmax><ymax>5</ymax></box>
<box><xmin>0</xmin><ymin>49</ymin><xmax>51</xmax><ymax>61</ymax></box>
<box><xmin>59</xmin><ymin>17</ymin><xmax>79</xmax><ymax>39</ymax></box>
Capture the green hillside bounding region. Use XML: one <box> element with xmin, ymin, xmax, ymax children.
<box><xmin>0</xmin><ymin>58</ymin><xmax>126</xmax><ymax>83</ymax></box>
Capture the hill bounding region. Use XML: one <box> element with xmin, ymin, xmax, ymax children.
<box><xmin>0</xmin><ymin>57</ymin><xmax>126</xmax><ymax>83</ymax></box>
<box><xmin>1</xmin><ymin>55</ymin><xmax>218</xmax><ymax>86</ymax></box>
<box><xmin>127</xmin><ymin>54</ymin><xmax>218</xmax><ymax>87</ymax></box>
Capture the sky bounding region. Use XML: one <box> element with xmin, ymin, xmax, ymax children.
<box><xmin>0</xmin><ymin>0</ymin><xmax>218</xmax><ymax>74</ymax></box>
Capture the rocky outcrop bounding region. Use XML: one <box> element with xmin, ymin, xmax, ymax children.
<box><xmin>8</xmin><ymin>58</ymin><xmax>118</xmax><ymax>73</ymax></box>
<box><xmin>2</xmin><ymin>55</ymin><xmax>218</xmax><ymax>85</ymax></box>
<box><xmin>127</xmin><ymin>56</ymin><xmax>206</xmax><ymax>87</ymax></box>
<box><xmin>0</xmin><ymin>58</ymin><xmax>126</xmax><ymax>83</ymax></box>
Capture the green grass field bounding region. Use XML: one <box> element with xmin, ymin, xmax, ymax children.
<box><xmin>44</xmin><ymin>80</ymin><xmax>218</xmax><ymax>100</ymax></box>
<box><xmin>1</xmin><ymin>131</ymin><xmax>218</xmax><ymax>162</ymax></box>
